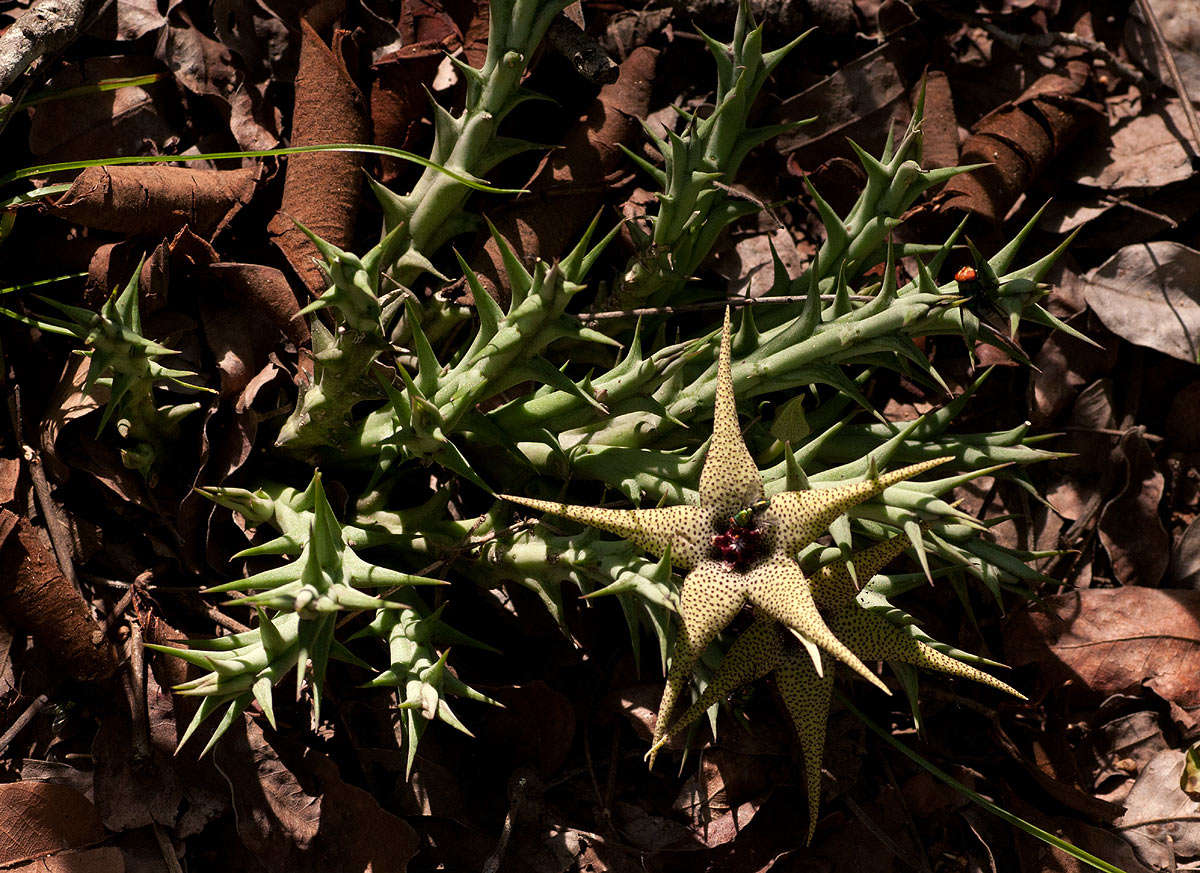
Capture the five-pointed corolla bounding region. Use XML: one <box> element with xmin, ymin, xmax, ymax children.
<box><xmin>502</xmin><ymin>308</ymin><xmax>1023</xmax><ymax>841</ymax></box>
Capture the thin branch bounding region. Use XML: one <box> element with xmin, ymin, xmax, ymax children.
<box><xmin>579</xmin><ymin>293</ymin><xmax>875</xmax><ymax>321</ymax></box>
<box><xmin>0</xmin><ymin>0</ymin><xmax>91</xmax><ymax>93</ymax></box>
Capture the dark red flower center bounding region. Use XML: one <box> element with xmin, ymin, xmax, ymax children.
<box><xmin>711</xmin><ymin>515</ymin><xmax>765</xmax><ymax>571</ymax></box>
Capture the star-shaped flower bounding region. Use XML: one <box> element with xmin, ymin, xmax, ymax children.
<box><xmin>502</xmin><ymin>308</ymin><xmax>1022</xmax><ymax>839</ymax></box>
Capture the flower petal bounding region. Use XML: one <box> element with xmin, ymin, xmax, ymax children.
<box><xmin>745</xmin><ymin>556</ymin><xmax>889</xmax><ymax>693</ymax></box>
<box><xmin>826</xmin><ymin>603</ymin><xmax>1024</xmax><ymax>698</ymax></box>
<box><xmin>768</xmin><ymin>458</ymin><xmax>950</xmax><ymax>555</ymax></box>
<box><xmin>650</xmin><ymin>560</ymin><xmax>749</xmax><ymax>759</ymax></box>
<box><xmin>501</xmin><ymin>495</ymin><xmax>712</xmax><ymax>568</ymax></box>
<box><xmin>808</xmin><ymin>533</ymin><xmax>912</xmax><ymax>609</ymax></box>
<box><xmin>698</xmin><ymin>309</ymin><xmax>764</xmax><ymax>513</ymax></box>
<box><xmin>775</xmin><ymin>650</ymin><xmax>833</xmax><ymax>845</ymax></box>
<box><xmin>646</xmin><ymin>618</ymin><xmax>782</xmax><ymax>767</ymax></box>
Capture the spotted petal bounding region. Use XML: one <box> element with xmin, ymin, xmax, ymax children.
<box><xmin>775</xmin><ymin>649</ymin><xmax>833</xmax><ymax>845</ymax></box>
<box><xmin>745</xmin><ymin>556</ymin><xmax>889</xmax><ymax>693</ymax></box>
<box><xmin>650</xmin><ymin>559</ymin><xmax>749</xmax><ymax>756</ymax></box>
<box><xmin>767</xmin><ymin>457</ymin><xmax>951</xmax><ymax>555</ymax></box>
<box><xmin>501</xmin><ymin>495</ymin><xmax>712</xmax><ymax>568</ymax></box>
<box><xmin>647</xmin><ymin>618</ymin><xmax>783</xmax><ymax>767</ymax></box>
<box><xmin>698</xmin><ymin>309</ymin><xmax>764</xmax><ymax>514</ymax></box>
<box><xmin>808</xmin><ymin>532</ymin><xmax>913</xmax><ymax>609</ymax></box>
<box><xmin>827</xmin><ymin>603</ymin><xmax>1024</xmax><ymax>698</ymax></box>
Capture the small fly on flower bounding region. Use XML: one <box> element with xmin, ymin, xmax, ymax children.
<box><xmin>732</xmin><ymin>496</ymin><xmax>771</xmax><ymax>529</ymax></box>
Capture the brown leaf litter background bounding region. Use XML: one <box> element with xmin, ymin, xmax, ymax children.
<box><xmin>3</xmin><ymin>0</ymin><xmax>1200</xmax><ymax>871</ymax></box>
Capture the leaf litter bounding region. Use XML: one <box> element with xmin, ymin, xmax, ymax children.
<box><xmin>2</xmin><ymin>1</ymin><xmax>1200</xmax><ymax>871</ymax></box>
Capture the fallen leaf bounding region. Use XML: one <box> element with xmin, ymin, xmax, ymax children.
<box><xmin>0</xmin><ymin>781</ymin><xmax>106</xmax><ymax>865</ymax></box>
<box><xmin>1172</xmin><ymin>515</ymin><xmax>1200</xmax><ymax>586</ymax></box>
<box><xmin>1091</xmin><ymin>709</ymin><xmax>1168</xmax><ymax>803</ymax></box>
<box><xmin>0</xmin><ymin>510</ymin><xmax>120</xmax><ymax>681</ymax></box>
<box><xmin>91</xmin><ymin>0</ymin><xmax>167</xmax><ymax>40</ymax></box>
<box><xmin>1126</xmin><ymin>0</ymin><xmax>1200</xmax><ymax>98</ymax></box>
<box><xmin>1084</xmin><ymin>240</ymin><xmax>1200</xmax><ymax>363</ymax></box>
<box><xmin>1007</xmin><ymin>588</ymin><xmax>1200</xmax><ymax>714</ymax></box>
<box><xmin>941</xmin><ymin>60</ymin><xmax>1100</xmax><ymax>224</ymax></box>
<box><xmin>92</xmin><ymin>665</ymin><xmax>227</xmax><ymax>837</ymax></box>
<box><xmin>1117</xmin><ymin>748</ymin><xmax>1200</xmax><ymax>869</ymax></box>
<box><xmin>772</xmin><ymin>37</ymin><xmax>911</xmax><ymax>167</ymax></box>
<box><xmin>7</xmin><ymin>846</ymin><xmax>125</xmax><ymax>873</ymax></box>
<box><xmin>49</xmin><ymin>165</ymin><xmax>261</xmax><ymax>240</ymax></box>
<box><xmin>1075</xmin><ymin>98</ymin><xmax>1197</xmax><ymax>190</ymax></box>
<box><xmin>27</xmin><ymin>57</ymin><xmax>176</xmax><ymax>162</ymax></box>
<box><xmin>268</xmin><ymin>19</ymin><xmax>369</xmax><ymax>295</ymax></box>
<box><xmin>203</xmin><ymin>263</ymin><xmax>308</xmax><ymax>346</ymax></box>
<box><xmin>211</xmin><ymin>718</ymin><xmax>419</xmax><ymax>872</ymax></box>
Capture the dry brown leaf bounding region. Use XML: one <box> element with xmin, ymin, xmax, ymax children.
<box><xmin>211</xmin><ymin>718</ymin><xmax>419</xmax><ymax>872</ymax></box>
<box><xmin>1007</xmin><ymin>588</ymin><xmax>1200</xmax><ymax>713</ymax></box>
<box><xmin>0</xmin><ymin>781</ymin><xmax>107</xmax><ymax>866</ymax></box>
<box><xmin>941</xmin><ymin>58</ymin><xmax>1100</xmax><ymax>224</ymax></box>
<box><xmin>1084</xmin><ymin>241</ymin><xmax>1200</xmax><ymax>363</ymax></box>
<box><xmin>1096</xmin><ymin>430</ymin><xmax>1169</xmax><ymax>586</ymax></box>
<box><xmin>203</xmin><ymin>263</ymin><xmax>308</xmax><ymax>346</ymax></box>
<box><xmin>7</xmin><ymin>846</ymin><xmax>125</xmax><ymax>873</ymax></box>
<box><xmin>0</xmin><ymin>510</ymin><xmax>119</xmax><ymax>681</ymax></box>
<box><xmin>1125</xmin><ymin>0</ymin><xmax>1200</xmax><ymax>98</ymax></box>
<box><xmin>1116</xmin><ymin>748</ymin><xmax>1200</xmax><ymax>870</ymax></box>
<box><xmin>1075</xmin><ymin>98</ymin><xmax>1197</xmax><ymax>190</ymax></box>
<box><xmin>27</xmin><ymin>57</ymin><xmax>176</xmax><ymax>162</ymax></box>
<box><xmin>773</xmin><ymin>38</ymin><xmax>911</xmax><ymax>166</ymax></box>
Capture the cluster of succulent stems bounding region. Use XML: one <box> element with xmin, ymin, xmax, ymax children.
<box><xmin>7</xmin><ymin>0</ymin><xmax>1082</xmax><ymax>838</ymax></box>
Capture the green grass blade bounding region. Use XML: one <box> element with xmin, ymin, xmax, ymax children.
<box><xmin>10</xmin><ymin>73</ymin><xmax>168</xmax><ymax>114</ymax></box>
<box><xmin>0</xmin><ymin>183</ymin><xmax>70</xmax><ymax>208</ymax></box>
<box><xmin>0</xmin><ymin>272</ymin><xmax>87</xmax><ymax>295</ymax></box>
<box><xmin>837</xmin><ymin>692</ymin><xmax>1131</xmax><ymax>873</ymax></box>
<box><xmin>0</xmin><ymin>144</ymin><xmax>524</xmax><ymax>194</ymax></box>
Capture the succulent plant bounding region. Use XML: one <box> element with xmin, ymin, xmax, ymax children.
<box><xmin>613</xmin><ymin>3</ymin><xmax>807</xmax><ymax>307</ymax></box>
<box><xmin>0</xmin><ymin>266</ymin><xmax>211</xmax><ymax>480</ymax></box>
<box><xmin>277</xmin><ymin>0</ymin><xmax>576</xmax><ymax>452</ymax></box>
<box><xmin>151</xmin><ymin>471</ymin><xmax>482</xmax><ymax>755</ymax></box>
<box><xmin>18</xmin><ymin>1</ymin><xmax>1089</xmax><ymax>851</ymax></box>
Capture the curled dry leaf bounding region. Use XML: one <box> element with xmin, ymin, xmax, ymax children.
<box><xmin>0</xmin><ymin>510</ymin><xmax>119</xmax><ymax>682</ymax></box>
<box><xmin>1083</xmin><ymin>240</ymin><xmax>1200</xmax><ymax>363</ymax></box>
<box><xmin>268</xmin><ymin>19</ymin><xmax>370</xmax><ymax>296</ymax></box>
<box><xmin>49</xmin><ymin>165</ymin><xmax>261</xmax><ymax>240</ymax></box>
<box><xmin>1007</xmin><ymin>588</ymin><xmax>1200</xmax><ymax>716</ymax></box>
<box><xmin>941</xmin><ymin>59</ymin><xmax>1101</xmax><ymax>224</ymax></box>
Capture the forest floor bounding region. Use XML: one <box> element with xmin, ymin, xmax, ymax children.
<box><xmin>0</xmin><ymin>0</ymin><xmax>1198</xmax><ymax>871</ymax></box>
